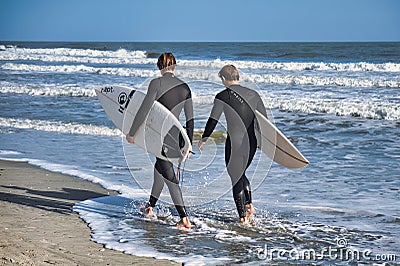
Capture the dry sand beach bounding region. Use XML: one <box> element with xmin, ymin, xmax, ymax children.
<box><xmin>0</xmin><ymin>159</ymin><xmax>178</xmax><ymax>265</ymax></box>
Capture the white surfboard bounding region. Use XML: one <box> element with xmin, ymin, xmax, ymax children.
<box><xmin>255</xmin><ymin>110</ymin><xmax>309</xmax><ymax>169</ymax></box>
<box><xmin>95</xmin><ymin>85</ymin><xmax>192</xmax><ymax>164</ymax></box>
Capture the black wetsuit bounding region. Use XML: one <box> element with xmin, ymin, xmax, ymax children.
<box><xmin>202</xmin><ymin>84</ymin><xmax>267</xmax><ymax>218</ymax></box>
<box><xmin>129</xmin><ymin>72</ymin><xmax>194</xmax><ymax>218</ymax></box>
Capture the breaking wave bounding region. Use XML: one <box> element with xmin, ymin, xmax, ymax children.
<box><xmin>2</xmin><ymin>63</ymin><xmax>399</xmax><ymax>88</ymax></box>
<box><xmin>0</xmin><ymin>117</ymin><xmax>122</xmax><ymax>136</ymax></box>
<box><xmin>2</xmin><ymin>46</ymin><xmax>400</xmax><ymax>72</ymax></box>
<box><xmin>1</xmin><ymin>84</ymin><xmax>96</xmax><ymax>97</ymax></box>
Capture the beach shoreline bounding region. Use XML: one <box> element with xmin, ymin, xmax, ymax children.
<box><xmin>0</xmin><ymin>159</ymin><xmax>178</xmax><ymax>265</ymax></box>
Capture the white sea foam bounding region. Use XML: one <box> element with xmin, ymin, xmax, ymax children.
<box><xmin>0</xmin><ymin>150</ymin><xmax>22</xmax><ymax>155</ymax></box>
<box><xmin>0</xmin><ymin>155</ymin><xmax>141</xmax><ymax>196</ymax></box>
<box><xmin>73</xmin><ymin>195</ymin><xmax>235</xmax><ymax>265</ymax></box>
<box><xmin>2</xmin><ymin>62</ymin><xmax>157</xmax><ymax>77</ymax></box>
<box><xmin>0</xmin><ymin>47</ymin><xmax>148</xmax><ymax>59</ymax></box>
<box><xmin>0</xmin><ymin>46</ymin><xmax>154</xmax><ymax>65</ymax></box>
<box><xmin>168</xmin><ymin>93</ymin><xmax>400</xmax><ymax>120</ymax></box>
<box><xmin>0</xmin><ymin>117</ymin><xmax>122</xmax><ymax>136</ymax></box>
<box><xmin>179</xmin><ymin>58</ymin><xmax>400</xmax><ymax>73</ymax></box>
<box><xmin>2</xmin><ymin>46</ymin><xmax>400</xmax><ymax>72</ymax></box>
<box><xmin>29</xmin><ymin>159</ymin><xmax>146</xmax><ymax>195</ymax></box>
<box><xmin>3</xmin><ymin>63</ymin><xmax>399</xmax><ymax>88</ymax></box>
<box><xmin>1</xmin><ymin>84</ymin><xmax>97</xmax><ymax>97</ymax></box>
<box><xmin>265</xmin><ymin>96</ymin><xmax>400</xmax><ymax>120</ymax></box>
<box><xmin>1</xmin><ymin>84</ymin><xmax>399</xmax><ymax>120</ymax></box>
<box><xmin>247</xmin><ymin>73</ymin><xmax>400</xmax><ymax>88</ymax></box>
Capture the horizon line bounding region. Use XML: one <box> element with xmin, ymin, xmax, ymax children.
<box><xmin>1</xmin><ymin>40</ymin><xmax>400</xmax><ymax>43</ymax></box>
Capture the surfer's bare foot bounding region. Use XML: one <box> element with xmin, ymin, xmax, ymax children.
<box><xmin>239</xmin><ymin>217</ymin><xmax>250</xmax><ymax>226</ymax></box>
<box><xmin>246</xmin><ymin>203</ymin><xmax>255</xmax><ymax>219</ymax></box>
<box><xmin>176</xmin><ymin>217</ymin><xmax>192</xmax><ymax>229</ymax></box>
<box><xmin>144</xmin><ymin>206</ymin><xmax>157</xmax><ymax>219</ymax></box>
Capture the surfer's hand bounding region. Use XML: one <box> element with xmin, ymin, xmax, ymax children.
<box><xmin>186</xmin><ymin>148</ymin><xmax>193</xmax><ymax>159</ymax></box>
<box><xmin>198</xmin><ymin>140</ymin><xmax>205</xmax><ymax>150</ymax></box>
<box><xmin>126</xmin><ymin>134</ymin><xmax>135</xmax><ymax>144</ymax></box>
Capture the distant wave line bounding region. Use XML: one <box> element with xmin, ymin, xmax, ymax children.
<box><xmin>0</xmin><ymin>117</ymin><xmax>229</xmax><ymax>139</ymax></box>
<box><xmin>0</xmin><ymin>117</ymin><xmax>122</xmax><ymax>136</ymax></box>
<box><xmin>1</xmin><ymin>46</ymin><xmax>400</xmax><ymax>72</ymax></box>
<box><xmin>2</xmin><ymin>63</ymin><xmax>399</xmax><ymax>88</ymax></box>
<box><xmin>1</xmin><ymin>84</ymin><xmax>399</xmax><ymax>120</ymax></box>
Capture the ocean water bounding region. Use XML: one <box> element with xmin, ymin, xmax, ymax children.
<box><xmin>0</xmin><ymin>42</ymin><xmax>399</xmax><ymax>265</ymax></box>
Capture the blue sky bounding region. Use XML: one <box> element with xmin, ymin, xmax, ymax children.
<box><xmin>0</xmin><ymin>0</ymin><xmax>399</xmax><ymax>42</ymax></box>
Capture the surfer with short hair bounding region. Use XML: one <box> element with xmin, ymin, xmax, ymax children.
<box><xmin>126</xmin><ymin>52</ymin><xmax>193</xmax><ymax>229</ymax></box>
<box><xmin>198</xmin><ymin>65</ymin><xmax>267</xmax><ymax>225</ymax></box>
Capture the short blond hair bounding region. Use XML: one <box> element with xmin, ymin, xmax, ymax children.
<box><xmin>218</xmin><ymin>65</ymin><xmax>239</xmax><ymax>81</ymax></box>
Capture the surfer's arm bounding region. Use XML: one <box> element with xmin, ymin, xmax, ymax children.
<box><xmin>128</xmin><ymin>80</ymin><xmax>158</xmax><ymax>137</ymax></box>
<box><xmin>201</xmin><ymin>97</ymin><xmax>224</xmax><ymax>142</ymax></box>
<box><xmin>184</xmin><ymin>91</ymin><xmax>194</xmax><ymax>144</ymax></box>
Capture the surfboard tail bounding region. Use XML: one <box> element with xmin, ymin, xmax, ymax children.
<box><xmin>255</xmin><ymin>111</ymin><xmax>309</xmax><ymax>169</ymax></box>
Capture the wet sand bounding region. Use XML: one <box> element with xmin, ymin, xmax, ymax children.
<box><xmin>0</xmin><ymin>159</ymin><xmax>178</xmax><ymax>265</ymax></box>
